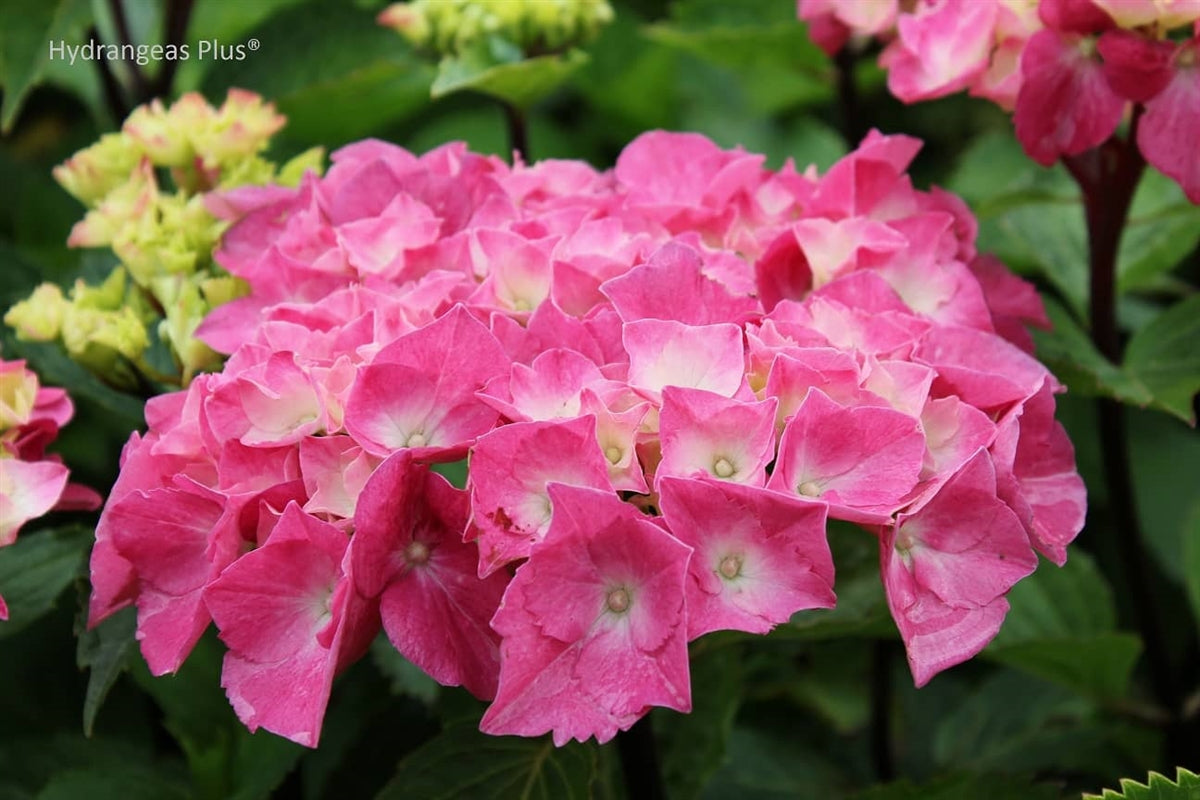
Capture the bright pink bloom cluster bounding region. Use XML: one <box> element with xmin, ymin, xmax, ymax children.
<box><xmin>88</xmin><ymin>130</ymin><xmax>1084</xmax><ymax>747</ymax></box>
<box><xmin>1</xmin><ymin>359</ymin><xmax>102</xmax><ymax>618</ymax></box>
<box><xmin>799</xmin><ymin>0</ymin><xmax>1200</xmax><ymax>201</ymax></box>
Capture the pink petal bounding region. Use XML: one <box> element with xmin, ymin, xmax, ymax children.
<box><xmin>659</xmin><ymin>477</ymin><xmax>833</xmax><ymax>639</ymax></box>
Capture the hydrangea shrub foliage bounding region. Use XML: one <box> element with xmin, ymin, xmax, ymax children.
<box><xmin>0</xmin><ymin>0</ymin><xmax>1197</xmax><ymax>797</ymax></box>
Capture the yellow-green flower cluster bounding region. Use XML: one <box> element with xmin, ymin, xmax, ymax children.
<box><xmin>4</xmin><ymin>90</ymin><xmax>323</xmax><ymax>389</ymax></box>
<box><xmin>379</xmin><ymin>0</ymin><xmax>613</xmax><ymax>57</ymax></box>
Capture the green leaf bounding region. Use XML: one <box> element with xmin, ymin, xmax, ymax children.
<box><xmin>849</xmin><ymin>773</ymin><xmax>1062</xmax><ymax>800</ymax></box>
<box><xmin>1124</xmin><ymin>295</ymin><xmax>1200</xmax><ymax>425</ymax></box>
<box><xmin>643</xmin><ymin>21</ymin><xmax>832</xmax><ymax>113</ymax></box>
<box><xmin>36</xmin><ymin>765</ymin><xmax>190</xmax><ymax>800</ymax></box>
<box><xmin>655</xmin><ymin>641</ymin><xmax>743</xmax><ymax>800</ymax></box>
<box><xmin>130</xmin><ymin>631</ymin><xmax>302</xmax><ymax>800</ymax></box>
<box><xmin>371</xmin><ymin>634</ymin><xmax>439</xmax><ymax>705</ymax></box>
<box><xmin>0</xmin><ymin>0</ymin><xmax>93</xmax><ymax>132</ymax></box>
<box><xmin>985</xmin><ymin>552</ymin><xmax>1141</xmax><ymax>699</ymax></box>
<box><xmin>1119</xmin><ymin>207</ymin><xmax>1200</xmax><ymax>295</ymax></box>
<box><xmin>977</xmin><ymin>199</ymin><xmax>1089</xmax><ymax>319</ymax></box>
<box><xmin>1128</xmin><ymin>408</ymin><xmax>1200</xmax><ymax>585</ymax></box>
<box><xmin>699</xmin><ymin>726</ymin><xmax>851</xmax><ymax>799</ymax></box>
<box><xmin>946</xmin><ymin>130</ymin><xmax>1076</xmax><ymax>209</ymax></box>
<box><xmin>1032</xmin><ymin>298</ymin><xmax>1153</xmax><ymax>407</ymax></box>
<box><xmin>431</xmin><ymin>47</ymin><xmax>589</xmax><ymax>112</ymax></box>
<box><xmin>199</xmin><ymin>3</ymin><xmax>434</xmax><ymax>148</ymax></box>
<box><xmin>1083</xmin><ymin>768</ymin><xmax>1200</xmax><ymax>799</ymax></box>
<box><xmin>1185</xmin><ymin>503</ymin><xmax>1200</xmax><ymax>636</ymax></box>
<box><xmin>0</xmin><ymin>526</ymin><xmax>90</xmax><ymax>639</ymax></box>
<box><xmin>376</xmin><ymin>722</ymin><xmax>597</xmax><ymax>799</ymax></box>
<box><xmin>76</xmin><ymin>606</ymin><xmax>137</xmax><ymax>737</ymax></box>
<box><xmin>783</xmin><ymin>523</ymin><xmax>894</xmax><ymax>640</ymax></box>
<box><xmin>933</xmin><ymin>670</ymin><xmax>1152</xmax><ymax>779</ymax></box>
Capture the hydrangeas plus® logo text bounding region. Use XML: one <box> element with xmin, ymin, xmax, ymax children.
<box><xmin>47</xmin><ymin>38</ymin><xmax>259</xmax><ymax>67</ymax></box>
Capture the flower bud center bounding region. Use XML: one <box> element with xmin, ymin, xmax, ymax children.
<box><xmin>712</xmin><ymin>457</ymin><xmax>735</xmax><ymax>478</ymax></box>
<box><xmin>606</xmin><ymin>587</ymin><xmax>631</xmax><ymax>614</ymax></box>
<box><xmin>406</xmin><ymin>431</ymin><xmax>427</xmax><ymax>448</ymax></box>
<box><xmin>405</xmin><ymin>540</ymin><xmax>431</xmax><ymax>566</ymax></box>
<box><xmin>604</xmin><ymin>445</ymin><xmax>623</xmax><ymax>465</ymax></box>
<box><xmin>798</xmin><ymin>480</ymin><xmax>822</xmax><ymax>497</ymax></box>
<box><xmin>718</xmin><ymin>554</ymin><xmax>743</xmax><ymax>580</ymax></box>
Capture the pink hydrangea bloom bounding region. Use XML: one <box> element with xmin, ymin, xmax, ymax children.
<box><xmin>798</xmin><ymin>0</ymin><xmax>1200</xmax><ymax>201</ymax></box>
<box><xmin>89</xmin><ymin>130</ymin><xmax>1084</xmax><ymax>745</ymax></box>
<box><xmin>1</xmin><ymin>359</ymin><xmax>100</xmax><ymax>619</ymax></box>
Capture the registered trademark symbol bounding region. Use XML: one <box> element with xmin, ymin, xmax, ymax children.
<box><xmin>248</xmin><ymin>38</ymin><xmax>260</xmax><ymax>51</ymax></box>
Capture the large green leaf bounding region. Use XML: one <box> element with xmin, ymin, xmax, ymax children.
<box><xmin>376</xmin><ymin>722</ymin><xmax>597</xmax><ymax>800</ymax></box>
<box><xmin>850</xmin><ymin>774</ymin><xmax>1062</xmax><ymax>800</ymax></box>
<box><xmin>783</xmin><ymin>523</ymin><xmax>894</xmax><ymax>640</ymax></box>
<box><xmin>199</xmin><ymin>3</ymin><xmax>434</xmax><ymax>148</ymax></box>
<box><xmin>1032</xmin><ymin>298</ymin><xmax>1153</xmax><ymax>407</ymax></box>
<box><xmin>978</xmin><ymin>199</ymin><xmax>1090</xmax><ymax>319</ymax></box>
<box><xmin>76</xmin><ymin>606</ymin><xmax>137</xmax><ymax>737</ymax></box>
<box><xmin>36</xmin><ymin>765</ymin><xmax>190</xmax><ymax>800</ymax></box>
<box><xmin>431</xmin><ymin>46</ymin><xmax>588</xmax><ymax>112</ymax></box>
<box><xmin>0</xmin><ymin>734</ymin><xmax>179</xmax><ymax>798</ymax></box>
<box><xmin>1128</xmin><ymin>407</ymin><xmax>1200</xmax><ymax>585</ymax></box>
<box><xmin>985</xmin><ymin>552</ymin><xmax>1141</xmax><ymax>699</ymax></box>
<box><xmin>130</xmin><ymin>632</ymin><xmax>302</xmax><ymax>800</ymax></box>
<box><xmin>643</xmin><ymin>22</ymin><xmax>831</xmax><ymax>113</ymax></box>
<box><xmin>370</xmin><ymin>634</ymin><xmax>439</xmax><ymax>706</ymax></box>
<box><xmin>1118</xmin><ymin>170</ymin><xmax>1200</xmax><ymax>293</ymax></box>
<box><xmin>0</xmin><ymin>0</ymin><xmax>94</xmax><ymax>132</ymax></box>
<box><xmin>699</xmin><ymin>726</ymin><xmax>852</xmax><ymax>800</ymax></box>
<box><xmin>933</xmin><ymin>671</ymin><xmax>1153</xmax><ymax>779</ymax></box>
<box><xmin>1084</xmin><ymin>768</ymin><xmax>1200</xmax><ymax>800</ymax></box>
<box><xmin>1185</xmin><ymin>503</ymin><xmax>1200</xmax><ymax>636</ymax></box>
<box><xmin>655</xmin><ymin>641</ymin><xmax>743</xmax><ymax>800</ymax></box>
<box><xmin>0</xmin><ymin>526</ymin><xmax>90</xmax><ymax>640</ymax></box>
<box><xmin>1124</xmin><ymin>295</ymin><xmax>1200</xmax><ymax>425</ymax></box>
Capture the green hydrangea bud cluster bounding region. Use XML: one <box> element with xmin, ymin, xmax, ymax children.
<box><xmin>4</xmin><ymin>90</ymin><xmax>323</xmax><ymax>390</ymax></box>
<box><xmin>379</xmin><ymin>0</ymin><xmax>613</xmax><ymax>57</ymax></box>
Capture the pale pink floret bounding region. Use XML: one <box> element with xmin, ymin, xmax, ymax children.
<box><xmin>0</xmin><ymin>459</ymin><xmax>69</xmax><ymax>547</ymax></box>
<box><xmin>768</xmin><ymin>388</ymin><xmax>925</xmax><ymax>523</ymax></box>
<box><xmin>881</xmin><ymin>0</ymin><xmax>1000</xmax><ymax>102</ymax></box>
<box><xmin>656</xmin><ymin>386</ymin><xmax>778</xmax><ymax>488</ymax></box>
<box><xmin>205</xmin><ymin>503</ymin><xmax>378</xmax><ymax>747</ymax></box>
<box><xmin>600</xmin><ymin>241</ymin><xmax>759</xmax><ymax>326</ymax></box>
<box><xmin>468</xmin><ymin>416</ymin><xmax>613</xmax><ymax>576</ymax></box>
<box><xmin>352</xmin><ymin>452</ymin><xmax>508</xmax><ymax>699</ymax></box>
<box><xmin>344</xmin><ymin>305</ymin><xmax>510</xmax><ymax>459</ymax></box>
<box><xmin>659</xmin><ymin>477</ymin><xmax>834</xmax><ymax>639</ymax></box>
<box><xmin>882</xmin><ymin>449</ymin><xmax>1037</xmax><ymax>686</ymax></box>
<box><xmin>480</xmin><ymin>484</ymin><xmax>692</xmax><ymax>745</ymax></box>
<box><xmin>106</xmin><ymin>484</ymin><xmax>229</xmax><ymax>674</ymax></box>
<box><xmin>623</xmin><ymin>319</ymin><xmax>746</xmax><ymax>401</ymax></box>
<box><xmin>991</xmin><ymin>380</ymin><xmax>1087</xmax><ymax>565</ymax></box>
<box><xmin>478</xmin><ymin>348</ymin><xmax>607</xmax><ymax>423</ymax></box>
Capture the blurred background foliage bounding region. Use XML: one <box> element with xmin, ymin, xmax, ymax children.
<box><xmin>0</xmin><ymin>0</ymin><xmax>1197</xmax><ymax>798</ymax></box>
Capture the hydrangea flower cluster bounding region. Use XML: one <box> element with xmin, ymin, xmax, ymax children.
<box><xmin>379</xmin><ymin>0</ymin><xmax>613</xmax><ymax>56</ymax></box>
<box><xmin>87</xmin><ymin>130</ymin><xmax>1085</xmax><ymax>747</ymax></box>
<box><xmin>798</xmin><ymin>0</ymin><xmax>1200</xmax><ymax>201</ymax></box>
<box><xmin>1</xmin><ymin>359</ymin><xmax>101</xmax><ymax>618</ymax></box>
<box><xmin>4</xmin><ymin>90</ymin><xmax>322</xmax><ymax>387</ymax></box>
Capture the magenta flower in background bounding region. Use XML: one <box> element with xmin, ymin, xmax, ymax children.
<box><xmin>799</xmin><ymin>0</ymin><xmax>1200</xmax><ymax>201</ymax></box>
